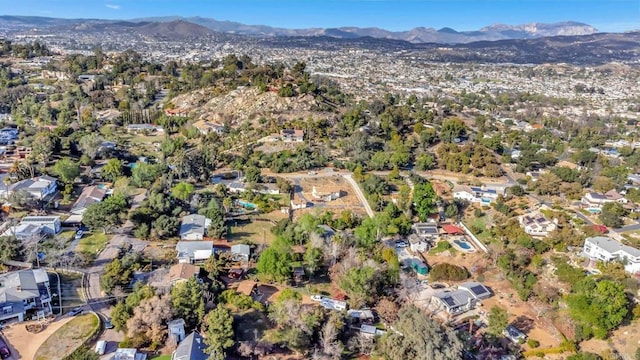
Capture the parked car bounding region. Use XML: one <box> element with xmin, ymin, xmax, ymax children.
<box><xmin>74</xmin><ymin>230</ymin><xmax>84</xmax><ymax>240</ymax></box>
<box><xmin>395</xmin><ymin>240</ymin><xmax>408</xmax><ymax>248</ymax></box>
<box><xmin>68</xmin><ymin>307</ymin><xmax>83</xmax><ymax>316</ymax></box>
<box><xmin>104</xmin><ymin>318</ymin><xmax>114</xmax><ymax>329</ymax></box>
<box><xmin>430</xmin><ymin>283</ymin><xmax>446</xmax><ymax>289</ymax></box>
<box><xmin>310</xmin><ymin>295</ymin><xmax>325</xmax><ymax>302</ymax></box>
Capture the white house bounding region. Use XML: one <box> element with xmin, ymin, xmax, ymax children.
<box><xmin>176</xmin><ymin>241</ymin><xmax>213</xmax><ymax>264</ymax></box>
<box><xmin>311</xmin><ymin>186</ymin><xmax>343</xmax><ymax>202</ymax></box>
<box><xmin>179</xmin><ymin>215</ymin><xmax>211</xmax><ymax>241</ymax></box>
<box><xmin>581</xmin><ymin>190</ymin><xmax>628</xmax><ymax>211</ymax></box>
<box><xmin>583</xmin><ymin>236</ymin><xmax>640</xmax><ymax>274</ymax></box>
<box><xmin>0</xmin><ymin>268</ymin><xmax>52</xmax><ymax>322</ymax></box>
<box><xmin>19</xmin><ymin>216</ymin><xmax>61</xmax><ymax>235</ymax></box>
<box><xmin>192</xmin><ymin>120</ymin><xmax>224</xmax><ymax>136</ymax></box>
<box><xmin>126</xmin><ymin>124</ymin><xmax>164</xmax><ymax>134</ymax></box>
<box><xmin>453</xmin><ymin>185</ymin><xmax>501</xmax><ymax>205</ymax></box>
<box><xmin>518</xmin><ymin>212</ymin><xmax>557</xmax><ymax>237</ymax></box>
<box><xmin>1</xmin><ymin>175</ymin><xmax>57</xmax><ymax>200</ymax></box>
<box><xmin>280</xmin><ymin>129</ymin><xmax>304</xmax><ymax>142</ymax></box>
<box><xmin>408</xmin><ymin>235</ymin><xmax>429</xmax><ymax>253</ymax></box>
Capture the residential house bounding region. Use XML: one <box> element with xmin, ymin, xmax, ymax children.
<box><xmin>432</xmin><ymin>289</ymin><xmax>475</xmax><ymax>315</ymax></box>
<box><xmin>432</xmin><ymin>282</ymin><xmax>492</xmax><ymax>315</ymax></box>
<box><xmin>280</xmin><ymin>129</ymin><xmax>304</xmax><ymax>142</ymax></box>
<box><xmin>582</xmin><ymin>236</ymin><xmax>640</xmax><ymax>274</ymax></box>
<box><xmin>290</xmin><ymin>198</ymin><xmax>308</xmax><ymax>209</ymax></box>
<box><xmin>168</xmin><ymin>318</ymin><xmax>186</xmax><ymax>343</ymax></box>
<box><xmin>176</xmin><ymin>241</ymin><xmax>213</xmax><ymax>264</ymax></box>
<box><xmin>126</xmin><ymin>124</ymin><xmax>164</xmax><ymax>134</ymax></box>
<box><xmin>1</xmin><ymin>175</ymin><xmax>57</xmax><ymax>200</ymax></box>
<box><xmin>112</xmin><ymin>348</ymin><xmax>147</xmax><ymax>360</ymax></box>
<box><xmin>19</xmin><ymin>216</ymin><xmax>61</xmax><ymax>235</ymax></box>
<box><xmin>0</xmin><ymin>268</ymin><xmax>52</xmax><ymax>322</ymax></box>
<box><xmin>192</xmin><ymin>120</ymin><xmax>224</xmax><ymax>136</ymax></box>
<box><xmin>236</xmin><ymin>281</ymin><xmax>257</xmax><ymax>297</ymax></box>
<box><xmin>231</xmin><ymin>244</ymin><xmax>251</xmax><ymax>262</ymax></box>
<box><xmin>228</xmin><ymin>181</ymin><xmax>280</xmax><ymax>195</ymax></box>
<box><xmin>457</xmin><ymin>282</ymin><xmax>493</xmax><ymax>300</ymax></box>
<box><xmin>453</xmin><ymin>185</ymin><xmax>501</xmax><ymax>204</ymax></box>
<box><xmin>581</xmin><ymin>190</ymin><xmax>628</xmax><ymax>211</ymax></box>
<box><xmin>70</xmin><ymin>186</ymin><xmax>107</xmax><ymax>215</ymax></box>
<box><xmin>518</xmin><ymin>212</ymin><xmax>557</xmax><ymax>237</ymax></box>
<box><xmin>320</xmin><ymin>298</ymin><xmax>348</xmax><ymax>311</ymax></box>
<box><xmin>165</xmin><ymin>108</ymin><xmax>188</xmax><ymax>117</ymax></box>
<box><xmin>408</xmin><ymin>234</ymin><xmax>428</xmax><ymax>253</ymax></box>
<box><xmin>412</xmin><ymin>222</ymin><xmax>439</xmax><ymax>239</ymax></box>
<box><xmin>293</xmin><ymin>266</ymin><xmax>306</xmax><ymax>284</ymax></box>
<box><xmin>179</xmin><ymin>215</ymin><xmax>211</xmax><ymax>241</ymax></box>
<box><xmin>169</xmin><ymin>263</ymin><xmax>200</xmax><ymax>286</ymax></box>
<box><xmin>311</xmin><ymin>186</ymin><xmax>343</xmax><ymax>202</ymax></box>
<box><xmin>171</xmin><ymin>332</ymin><xmax>208</xmax><ymax>360</ymax></box>
<box><xmin>6</xmin><ymin>223</ymin><xmax>43</xmax><ymax>242</ymax></box>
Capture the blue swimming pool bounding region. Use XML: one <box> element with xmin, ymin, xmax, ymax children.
<box><xmin>236</xmin><ymin>200</ymin><xmax>257</xmax><ymax>210</ymax></box>
<box><xmin>454</xmin><ymin>239</ymin><xmax>472</xmax><ymax>250</ymax></box>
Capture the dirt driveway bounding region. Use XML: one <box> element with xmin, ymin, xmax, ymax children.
<box><xmin>2</xmin><ymin>316</ymin><xmax>74</xmax><ymax>360</ymax></box>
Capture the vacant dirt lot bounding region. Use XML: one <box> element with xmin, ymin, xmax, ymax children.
<box><xmin>295</xmin><ymin>175</ymin><xmax>368</xmax><ymax>218</ymax></box>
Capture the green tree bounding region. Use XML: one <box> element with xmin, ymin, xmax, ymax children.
<box><xmin>412</xmin><ymin>182</ymin><xmax>438</xmax><ymax>221</ymax></box>
<box><xmin>83</xmin><ymin>194</ymin><xmax>128</xmax><ymax>233</ymax></box>
<box><xmin>53</xmin><ymin>157</ymin><xmax>80</xmax><ymax>185</ymax></box>
<box><xmin>566</xmin><ymin>279</ymin><xmax>629</xmax><ymax>339</ymax></box>
<box><xmin>0</xmin><ymin>236</ymin><xmax>20</xmax><ymax>262</ymax></box>
<box><xmin>203</xmin><ymin>304</ymin><xmax>235</xmax><ymax>360</ymax></box>
<box><xmin>102</xmin><ymin>158</ymin><xmax>123</xmax><ymax>182</ymax></box>
<box><xmin>339</xmin><ymin>266</ymin><xmax>383</xmax><ymax>307</ymax></box>
<box><xmin>172</xmin><ymin>182</ymin><xmax>195</xmax><ymax>202</ymax></box>
<box><xmin>256</xmin><ymin>247</ymin><xmax>292</xmax><ymax>282</ymax></box>
<box><xmin>303</xmin><ymin>246</ymin><xmax>323</xmax><ymax>275</ymax></box>
<box><xmin>79</xmin><ymin>133</ymin><xmax>104</xmax><ymax>160</ymax></box>
<box><xmin>599</xmin><ymin>202</ymin><xmax>628</xmax><ymax>228</ymax></box>
<box><xmin>171</xmin><ymin>277</ymin><xmax>206</xmax><ymax>329</ymax></box>
<box><xmin>440</xmin><ymin>118</ymin><xmax>467</xmax><ymax>143</ymax></box>
<box><xmin>244</xmin><ymin>166</ymin><xmax>261</xmax><ymax>183</ymax></box>
<box><xmin>487</xmin><ymin>306</ymin><xmax>509</xmax><ymax>336</ymax></box>
<box><xmin>379</xmin><ymin>305</ymin><xmax>463</xmax><ymax>360</ymax></box>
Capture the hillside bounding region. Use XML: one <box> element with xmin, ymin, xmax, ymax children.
<box><xmin>169</xmin><ymin>86</ymin><xmax>337</xmax><ymax>126</ymax></box>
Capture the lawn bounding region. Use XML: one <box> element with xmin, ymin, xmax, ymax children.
<box><xmin>430</xmin><ymin>240</ymin><xmax>456</xmax><ymax>255</ymax></box>
<box><xmin>34</xmin><ymin>313</ymin><xmax>100</xmax><ymax>360</ymax></box>
<box><xmin>77</xmin><ymin>232</ymin><xmax>109</xmax><ymax>254</ymax></box>
<box><xmin>227</xmin><ymin>218</ymin><xmax>276</xmax><ymax>245</ymax></box>
<box><xmin>150</xmin><ymin>356</ymin><xmax>172</xmax><ymax>360</ymax></box>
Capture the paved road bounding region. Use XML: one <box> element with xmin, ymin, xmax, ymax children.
<box><xmin>293</xmin><ymin>178</ymin><xmax>310</xmax><ymax>203</ymax></box>
<box><xmin>342</xmin><ymin>174</ymin><xmax>374</xmax><ymax>218</ymax></box>
<box><xmin>613</xmin><ymin>223</ymin><xmax>640</xmax><ymax>233</ymax></box>
<box><xmin>84</xmin><ymin>191</ymin><xmax>148</xmax><ymax>351</ymax></box>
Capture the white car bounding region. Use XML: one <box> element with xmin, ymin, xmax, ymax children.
<box><xmin>310</xmin><ymin>295</ymin><xmax>325</xmax><ymax>302</ymax></box>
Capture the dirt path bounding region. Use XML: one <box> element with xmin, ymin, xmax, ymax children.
<box><xmin>2</xmin><ymin>316</ymin><xmax>74</xmax><ymax>360</ymax></box>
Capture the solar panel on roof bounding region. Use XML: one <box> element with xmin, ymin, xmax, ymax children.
<box><xmin>443</xmin><ymin>297</ymin><xmax>456</xmax><ymax>307</ymax></box>
<box><xmin>470</xmin><ymin>285</ymin><xmax>487</xmax><ymax>296</ymax></box>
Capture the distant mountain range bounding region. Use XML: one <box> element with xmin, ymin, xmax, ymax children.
<box><xmin>0</xmin><ymin>15</ymin><xmax>600</xmax><ymax>44</ymax></box>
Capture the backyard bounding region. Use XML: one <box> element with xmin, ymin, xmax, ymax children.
<box><xmin>34</xmin><ymin>313</ymin><xmax>100</xmax><ymax>360</ymax></box>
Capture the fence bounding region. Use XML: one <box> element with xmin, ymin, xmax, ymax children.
<box><xmin>458</xmin><ymin>222</ymin><xmax>489</xmax><ymax>253</ymax></box>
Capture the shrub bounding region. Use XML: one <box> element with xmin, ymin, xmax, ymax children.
<box><xmin>527</xmin><ymin>339</ymin><xmax>540</xmax><ymax>348</ymax></box>
<box><xmin>429</xmin><ymin>263</ymin><xmax>469</xmax><ymax>282</ymax></box>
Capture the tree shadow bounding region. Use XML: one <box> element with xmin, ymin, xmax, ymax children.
<box><xmin>511</xmin><ymin>315</ymin><xmax>535</xmax><ymax>334</ymax></box>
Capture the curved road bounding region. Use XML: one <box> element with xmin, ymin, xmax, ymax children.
<box><xmin>342</xmin><ymin>174</ymin><xmax>374</xmax><ymax>218</ymax></box>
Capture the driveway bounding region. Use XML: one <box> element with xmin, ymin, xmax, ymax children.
<box><xmin>2</xmin><ymin>317</ymin><xmax>74</xmax><ymax>360</ymax></box>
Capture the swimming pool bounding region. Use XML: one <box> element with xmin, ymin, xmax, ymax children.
<box><xmin>454</xmin><ymin>239</ymin><xmax>472</xmax><ymax>250</ymax></box>
<box><xmin>236</xmin><ymin>200</ymin><xmax>257</xmax><ymax>210</ymax></box>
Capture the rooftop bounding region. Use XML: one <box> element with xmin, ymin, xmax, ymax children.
<box><xmin>586</xmin><ymin>236</ymin><xmax>640</xmax><ymax>258</ymax></box>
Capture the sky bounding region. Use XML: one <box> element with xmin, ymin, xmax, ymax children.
<box><xmin>2</xmin><ymin>0</ymin><xmax>639</xmax><ymax>32</ymax></box>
